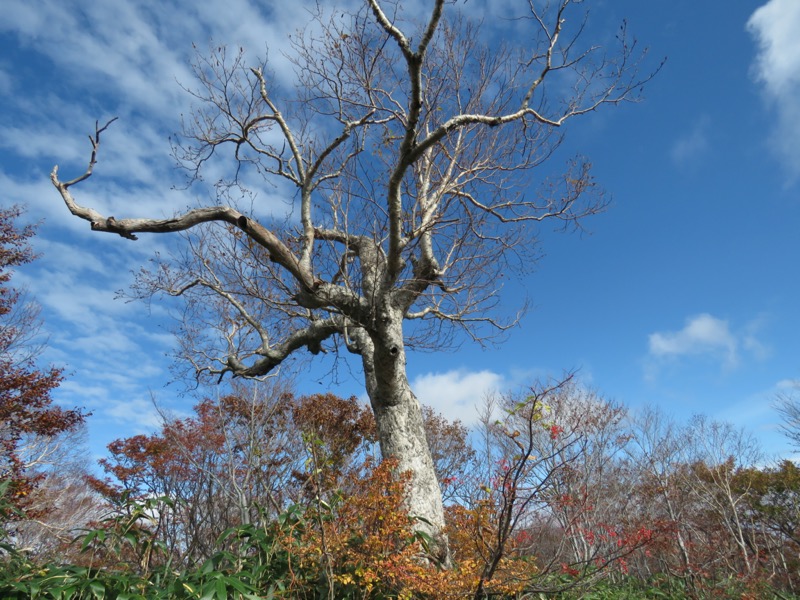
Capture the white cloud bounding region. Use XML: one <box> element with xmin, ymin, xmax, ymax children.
<box><xmin>1</xmin><ymin>0</ymin><xmax>355</xmax><ymax>123</ymax></box>
<box><xmin>646</xmin><ymin>313</ymin><xmax>771</xmax><ymax>379</ymax></box>
<box><xmin>412</xmin><ymin>369</ymin><xmax>505</xmax><ymax>425</ymax></box>
<box><xmin>3</xmin><ymin>0</ymin><xmax>193</xmax><ymax>120</ymax></box>
<box><xmin>747</xmin><ymin>0</ymin><xmax>800</xmax><ymax>178</ymax></box>
<box><xmin>748</xmin><ymin>0</ymin><xmax>800</xmax><ymax>94</ymax></box>
<box><xmin>648</xmin><ymin>313</ymin><xmax>740</xmax><ymax>368</ymax></box>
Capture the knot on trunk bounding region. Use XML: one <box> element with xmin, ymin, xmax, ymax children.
<box><xmin>92</xmin><ymin>217</ymin><xmax>138</xmax><ymax>240</ymax></box>
<box><xmin>292</xmin><ymin>288</ymin><xmax>327</xmax><ymax>309</ymax></box>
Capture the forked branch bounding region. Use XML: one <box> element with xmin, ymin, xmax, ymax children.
<box><xmin>51</xmin><ymin>120</ymin><xmax>315</xmax><ymax>291</ymax></box>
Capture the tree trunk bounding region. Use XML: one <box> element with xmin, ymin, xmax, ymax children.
<box><xmin>357</xmin><ymin>310</ymin><xmax>449</xmax><ymax>564</ymax></box>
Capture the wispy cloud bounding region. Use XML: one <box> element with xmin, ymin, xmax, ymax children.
<box><xmin>670</xmin><ymin>117</ymin><xmax>710</xmax><ymax>166</ymax></box>
<box><xmin>0</xmin><ymin>0</ymin><xmax>347</xmax><ymax>458</ymax></box>
<box><xmin>712</xmin><ymin>377</ymin><xmax>800</xmax><ymax>459</ymax></box>
<box><xmin>646</xmin><ymin>313</ymin><xmax>767</xmax><ymax>373</ymax></box>
<box><xmin>104</xmin><ymin>397</ymin><xmax>167</xmax><ymax>431</ymax></box>
<box><xmin>0</xmin><ymin>67</ymin><xmax>12</xmax><ymax>96</ymax></box>
<box><xmin>747</xmin><ymin>0</ymin><xmax>800</xmax><ymax>180</ymax></box>
<box><xmin>649</xmin><ymin>313</ymin><xmax>738</xmax><ymax>366</ymax></box>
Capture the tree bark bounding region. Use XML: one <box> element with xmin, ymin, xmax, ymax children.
<box><xmin>355</xmin><ymin>309</ymin><xmax>449</xmax><ymax>564</ymax></box>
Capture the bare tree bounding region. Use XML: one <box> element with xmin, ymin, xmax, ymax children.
<box><xmin>9</xmin><ymin>426</ymin><xmax>105</xmax><ymax>561</ymax></box>
<box><xmin>51</xmin><ymin>0</ymin><xmax>656</xmax><ymax>559</ymax></box>
<box><xmin>776</xmin><ymin>386</ymin><xmax>800</xmax><ymax>450</ymax></box>
<box><xmin>684</xmin><ymin>415</ymin><xmax>763</xmax><ymax>578</ymax></box>
<box><xmin>628</xmin><ymin>407</ymin><xmax>696</xmax><ymax>582</ymax></box>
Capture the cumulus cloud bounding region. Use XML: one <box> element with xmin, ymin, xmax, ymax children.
<box><xmin>747</xmin><ymin>0</ymin><xmax>800</xmax><ymax>179</ymax></box>
<box><xmin>412</xmin><ymin>369</ymin><xmax>505</xmax><ymax>425</ymax></box>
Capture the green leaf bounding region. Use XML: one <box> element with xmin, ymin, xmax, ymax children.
<box><xmin>413</xmin><ymin>529</ymin><xmax>433</xmax><ymax>553</ymax></box>
<box><xmin>215</xmin><ymin>578</ymin><xmax>227</xmax><ymax>599</ymax></box>
<box><xmin>225</xmin><ymin>577</ymin><xmax>252</xmax><ymax>595</ymax></box>
<box><xmin>60</xmin><ymin>585</ymin><xmax>77</xmax><ymax>600</ymax></box>
<box><xmin>80</xmin><ymin>529</ymin><xmax>106</xmax><ymax>552</ymax></box>
<box><xmin>200</xmin><ymin>580</ymin><xmax>217</xmax><ymax>600</ymax></box>
<box><xmin>413</xmin><ymin>514</ymin><xmax>433</xmax><ymax>526</ymax></box>
<box><xmin>200</xmin><ymin>558</ymin><xmax>216</xmax><ymax>575</ymax></box>
<box><xmin>89</xmin><ymin>580</ymin><xmax>106</xmax><ymax>599</ymax></box>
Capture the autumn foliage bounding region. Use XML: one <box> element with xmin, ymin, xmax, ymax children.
<box><xmin>3</xmin><ymin>339</ymin><xmax>800</xmax><ymax>599</ymax></box>
<box><xmin>0</xmin><ymin>206</ymin><xmax>85</xmax><ymax>510</ymax></box>
<box><xmin>15</xmin><ymin>379</ymin><xmax>672</xmax><ymax>598</ymax></box>
<box><xmin>5</xmin><ymin>371</ymin><xmax>800</xmax><ymax>598</ymax></box>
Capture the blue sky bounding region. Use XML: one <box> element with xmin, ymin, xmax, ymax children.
<box><xmin>2</xmin><ymin>0</ymin><xmax>799</xmax><ymax>463</ymax></box>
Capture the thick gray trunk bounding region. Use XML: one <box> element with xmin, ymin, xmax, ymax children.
<box><xmin>358</xmin><ymin>312</ymin><xmax>449</xmax><ymax>563</ymax></box>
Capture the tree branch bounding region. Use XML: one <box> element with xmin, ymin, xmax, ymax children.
<box><xmin>51</xmin><ymin>125</ymin><xmax>315</xmax><ymax>291</ymax></box>
<box><xmin>225</xmin><ymin>316</ymin><xmax>343</xmax><ymax>378</ymax></box>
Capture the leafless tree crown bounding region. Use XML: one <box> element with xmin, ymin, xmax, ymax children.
<box><xmin>52</xmin><ymin>0</ymin><xmax>657</xmax><ymax>382</ymax></box>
